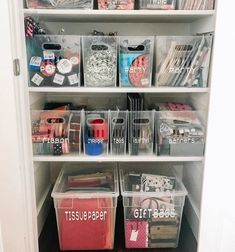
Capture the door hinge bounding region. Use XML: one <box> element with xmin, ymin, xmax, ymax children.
<box><xmin>13</xmin><ymin>58</ymin><xmax>20</xmax><ymax>76</ymax></box>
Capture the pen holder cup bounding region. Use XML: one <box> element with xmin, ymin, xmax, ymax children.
<box><xmin>110</xmin><ymin>111</ymin><xmax>128</xmax><ymax>155</ymax></box>
<box><xmin>98</xmin><ymin>0</ymin><xmax>135</xmax><ymax>9</ymax></box>
<box><xmin>129</xmin><ymin>111</ymin><xmax>154</xmax><ymax>155</ymax></box>
<box><xmin>31</xmin><ymin>110</ymin><xmax>81</xmax><ymax>155</ymax></box>
<box><xmin>119</xmin><ymin>36</ymin><xmax>154</xmax><ymax>88</ymax></box>
<box><xmin>26</xmin><ymin>35</ymin><xmax>81</xmax><ymax>87</ymax></box>
<box><xmin>84</xmin><ymin>111</ymin><xmax>109</xmax><ymax>156</ymax></box>
<box><xmin>155</xmin><ymin>35</ymin><xmax>213</xmax><ymax>88</ymax></box>
<box><xmin>155</xmin><ymin>110</ymin><xmax>205</xmax><ymax>156</ymax></box>
<box><xmin>139</xmin><ymin>0</ymin><xmax>176</xmax><ymax>10</ymax></box>
<box><xmin>82</xmin><ymin>36</ymin><xmax>117</xmax><ymax>87</ymax></box>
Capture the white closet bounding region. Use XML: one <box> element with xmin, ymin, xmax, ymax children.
<box><xmin>2</xmin><ymin>0</ymin><xmax>235</xmax><ymax>251</ymax></box>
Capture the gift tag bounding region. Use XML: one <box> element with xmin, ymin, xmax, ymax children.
<box><xmin>53</xmin><ymin>73</ymin><xmax>65</xmax><ymax>85</ymax></box>
<box><xmin>141</xmin><ymin>78</ymin><xmax>149</xmax><ymax>86</ymax></box>
<box><xmin>31</xmin><ymin>73</ymin><xmax>44</xmax><ymax>86</ymax></box>
<box><xmin>29</xmin><ymin>56</ymin><xmax>42</xmax><ymax>70</ymax></box>
<box><xmin>130</xmin><ymin>230</ymin><xmax>139</xmax><ymax>242</ymax></box>
<box><xmin>43</xmin><ymin>51</ymin><xmax>55</xmax><ymax>60</ymax></box>
<box><xmin>68</xmin><ymin>74</ymin><xmax>79</xmax><ymax>85</ymax></box>
<box><xmin>57</xmin><ymin>59</ymin><xmax>72</xmax><ymax>74</ymax></box>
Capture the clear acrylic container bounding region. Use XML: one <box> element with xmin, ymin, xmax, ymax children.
<box><xmin>139</xmin><ymin>0</ymin><xmax>176</xmax><ymax>10</ymax></box>
<box><xmin>110</xmin><ymin>111</ymin><xmax>128</xmax><ymax>155</ymax></box>
<box><xmin>178</xmin><ymin>0</ymin><xmax>214</xmax><ymax>10</ymax></box>
<box><xmin>31</xmin><ymin>110</ymin><xmax>81</xmax><ymax>155</ymax></box>
<box><xmin>27</xmin><ymin>35</ymin><xmax>81</xmax><ymax>87</ymax></box>
<box><xmin>119</xmin><ymin>36</ymin><xmax>154</xmax><ymax>88</ymax></box>
<box><xmin>26</xmin><ymin>0</ymin><xmax>93</xmax><ymax>9</ymax></box>
<box><xmin>129</xmin><ymin>111</ymin><xmax>154</xmax><ymax>155</ymax></box>
<box><xmin>156</xmin><ymin>35</ymin><xmax>213</xmax><ymax>88</ymax></box>
<box><xmin>119</xmin><ymin>164</ymin><xmax>188</xmax><ymax>249</ymax></box>
<box><xmin>82</xmin><ymin>36</ymin><xmax>117</xmax><ymax>87</ymax></box>
<box><xmin>155</xmin><ymin>110</ymin><xmax>205</xmax><ymax>156</ymax></box>
<box><xmin>98</xmin><ymin>0</ymin><xmax>135</xmax><ymax>9</ymax></box>
<box><xmin>51</xmin><ymin>163</ymin><xmax>119</xmax><ymax>250</ymax></box>
<box><xmin>83</xmin><ymin>111</ymin><xmax>109</xmax><ymax>156</ymax></box>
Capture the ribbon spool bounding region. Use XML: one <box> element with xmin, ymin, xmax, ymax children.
<box><xmin>40</xmin><ymin>61</ymin><xmax>56</xmax><ymax>76</ymax></box>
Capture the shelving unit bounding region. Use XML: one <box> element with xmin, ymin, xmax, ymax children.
<box><xmin>33</xmin><ymin>154</ymin><xmax>204</xmax><ymax>162</ymax></box>
<box><xmin>28</xmin><ymin>87</ymin><xmax>210</xmax><ymax>93</ymax></box>
<box><xmin>23</xmin><ymin>9</ymin><xmax>215</xmax><ymax>22</ymax></box>
<box><xmin>11</xmin><ymin>0</ymin><xmax>217</xmax><ymax>251</ymax></box>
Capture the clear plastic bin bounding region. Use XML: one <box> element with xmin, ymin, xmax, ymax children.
<box><xmin>155</xmin><ymin>110</ymin><xmax>205</xmax><ymax>156</ymax></box>
<box><xmin>129</xmin><ymin>111</ymin><xmax>154</xmax><ymax>155</ymax></box>
<box><xmin>119</xmin><ymin>164</ymin><xmax>188</xmax><ymax>248</ymax></box>
<box><xmin>26</xmin><ymin>0</ymin><xmax>93</xmax><ymax>9</ymax></box>
<box><xmin>82</xmin><ymin>36</ymin><xmax>117</xmax><ymax>87</ymax></box>
<box><xmin>27</xmin><ymin>35</ymin><xmax>81</xmax><ymax>87</ymax></box>
<box><xmin>178</xmin><ymin>0</ymin><xmax>214</xmax><ymax>10</ymax></box>
<box><xmin>139</xmin><ymin>0</ymin><xmax>176</xmax><ymax>10</ymax></box>
<box><xmin>51</xmin><ymin>163</ymin><xmax>119</xmax><ymax>250</ymax></box>
<box><xmin>110</xmin><ymin>111</ymin><xmax>128</xmax><ymax>155</ymax></box>
<box><xmin>31</xmin><ymin>110</ymin><xmax>81</xmax><ymax>155</ymax></box>
<box><xmin>84</xmin><ymin>111</ymin><xmax>109</xmax><ymax>156</ymax></box>
<box><xmin>98</xmin><ymin>0</ymin><xmax>135</xmax><ymax>9</ymax></box>
<box><xmin>119</xmin><ymin>36</ymin><xmax>154</xmax><ymax>88</ymax></box>
<box><xmin>156</xmin><ymin>35</ymin><xmax>213</xmax><ymax>88</ymax></box>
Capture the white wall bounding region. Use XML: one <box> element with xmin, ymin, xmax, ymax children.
<box><xmin>198</xmin><ymin>0</ymin><xmax>235</xmax><ymax>251</ymax></box>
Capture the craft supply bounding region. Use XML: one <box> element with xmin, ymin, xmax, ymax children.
<box><xmin>120</xmin><ymin>166</ymin><xmax>188</xmax><ymax>248</ymax></box>
<box><xmin>127</xmin><ymin>94</ymin><xmax>154</xmax><ymax>156</ymax></box>
<box><xmin>52</xmin><ymin>166</ymin><xmax>118</xmax><ymax>250</ymax></box>
<box><xmin>178</xmin><ymin>0</ymin><xmax>214</xmax><ymax>10</ymax></box>
<box><xmin>156</xmin><ymin>102</ymin><xmax>205</xmax><ymax>156</ymax></box>
<box><xmin>57</xmin><ymin>58</ymin><xmax>73</xmax><ymax>74</ymax></box>
<box><xmin>119</xmin><ymin>37</ymin><xmax>153</xmax><ymax>87</ymax></box>
<box><xmin>156</xmin><ymin>35</ymin><xmax>213</xmax><ymax>88</ymax></box>
<box><xmin>26</xmin><ymin>35</ymin><xmax>81</xmax><ymax>87</ymax></box>
<box><xmin>31</xmin><ymin>106</ymin><xmax>81</xmax><ymax>155</ymax></box>
<box><xmin>40</xmin><ymin>61</ymin><xmax>56</xmax><ymax>76</ymax></box>
<box><xmin>83</xmin><ymin>36</ymin><xmax>117</xmax><ymax>87</ymax></box>
<box><xmin>98</xmin><ymin>0</ymin><xmax>134</xmax><ymax>10</ymax></box>
<box><xmin>139</xmin><ymin>0</ymin><xmax>176</xmax><ymax>10</ymax></box>
<box><xmin>26</xmin><ymin>0</ymin><xmax>93</xmax><ymax>9</ymax></box>
<box><xmin>125</xmin><ymin>220</ymin><xmax>148</xmax><ymax>248</ymax></box>
<box><xmin>110</xmin><ymin>111</ymin><xmax>127</xmax><ymax>155</ymax></box>
<box><xmin>84</xmin><ymin>112</ymin><xmax>109</xmax><ymax>156</ymax></box>
<box><xmin>24</xmin><ymin>16</ymin><xmax>46</xmax><ymax>38</ymax></box>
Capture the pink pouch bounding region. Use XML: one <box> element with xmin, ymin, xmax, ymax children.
<box><xmin>125</xmin><ymin>220</ymin><xmax>148</xmax><ymax>248</ymax></box>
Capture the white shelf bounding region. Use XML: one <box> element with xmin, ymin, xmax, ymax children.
<box><xmin>23</xmin><ymin>9</ymin><xmax>215</xmax><ymax>23</ymax></box>
<box><xmin>33</xmin><ymin>154</ymin><xmax>204</xmax><ymax>162</ymax></box>
<box><xmin>28</xmin><ymin>87</ymin><xmax>210</xmax><ymax>93</ymax></box>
